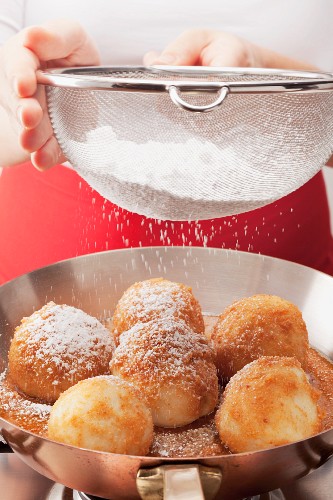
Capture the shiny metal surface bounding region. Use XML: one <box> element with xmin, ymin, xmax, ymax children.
<box><xmin>37</xmin><ymin>66</ymin><xmax>333</xmax><ymax>94</ymax></box>
<box><xmin>168</xmin><ymin>85</ymin><xmax>229</xmax><ymax>112</ymax></box>
<box><xmin>1</xmin><ymin>452</ymin><xmax>333</xmax><ymax>500</ymax></box>
<box><xmin>1</xmin><ymin>247</ymin><xmax>333</xmax><ymax>499</ymax></box>
<box><xmin>0</xmin><ymin>453</ymin><xmax>53</xmax><ymax>500</ymax></box>
<box><xmin>137</xmin><ymin>464</ymin><xmax>222</xmax><ymax>500</ymax></box>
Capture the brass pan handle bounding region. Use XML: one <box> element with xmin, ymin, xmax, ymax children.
<box><xmin>136</xmin><ymin>464</ymin><xmax>222</xmax><ymax>500</ymax></box>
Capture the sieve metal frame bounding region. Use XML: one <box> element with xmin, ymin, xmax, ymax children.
<box><xmin>37</xmin><ymin>66</ymin><xmax>333</xmax><ymax>93</ymax></box>
<box><xmin>37</xmin><ymin>66</ymin><xmax>333</xmax><ymax>112</ymax></box>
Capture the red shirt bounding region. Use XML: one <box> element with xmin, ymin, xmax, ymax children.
<box><xmin>0</xmin><ymin>162</ymin><xmax>332</xmax><ymax>284</ymax></box>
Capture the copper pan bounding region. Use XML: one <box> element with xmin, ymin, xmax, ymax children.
<box><xmin>1</xmin><ymin>247</ymin><xmax>333</xmax><ymax>500</ymax></box>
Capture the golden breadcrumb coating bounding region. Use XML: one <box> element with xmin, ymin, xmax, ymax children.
<box><xmin>215</xmin><ymin>356</ymin><xmax>323</xmax><ymax>453</ymax></box>
<box><xmin>112</xmin><ymin>278</ymin><xmax>204</xmax><ymax>343</ymax></box>
<box><xmin>8</xmin><ymin>302</ymin><xmax>115</xmax><ymax>403</ymax></box>
<box><xmin>111</xmin><ymin>318</ymin><xmax>218</xmax><ymax>427</ymax></box>
<box><xmin>211</xmin><ymin>294</ymin><xmax>309</xmax><ymax>379</ymax></box>
<box><xmin>48</xmin><ymin>375</ymin><xmax>153</xmax><ymax>455</ymax></box>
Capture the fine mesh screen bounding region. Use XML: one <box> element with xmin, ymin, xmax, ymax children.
<box><xmin>45</xmin><ymin>68</ymin><xmax>333</xmax><ymax>220</ymax></box>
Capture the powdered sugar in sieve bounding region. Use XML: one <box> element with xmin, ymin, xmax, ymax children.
<box><xmin>69</xmin><ymin>124</ymin><xmax>324</xmax><ymax>221</ymax></box>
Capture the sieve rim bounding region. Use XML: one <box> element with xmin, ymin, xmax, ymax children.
<box><xmin>37</xmin><ymin>65</ymin><xmax>333</xmax><ymax>94</ymax></box>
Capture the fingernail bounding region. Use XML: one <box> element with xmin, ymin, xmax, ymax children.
<box><xmin>31</xmin><ymin>153</ymin><xmax>44</xmax><ymax>172</ymax></box>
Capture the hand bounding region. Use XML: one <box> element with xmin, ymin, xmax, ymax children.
<box><xmin>0</xmin><ymin>19</ymin><xmax>100</xmax><ymax>170</ymax></box>
<box><xmin>143</xmin><ymin>28</ymin><xmax>316</xmax><ymax>71</ymax></box>
<box><xmin>144</xmin><ymin>29</ymin><xmax>263</xmax><ymax>67</ymax></box>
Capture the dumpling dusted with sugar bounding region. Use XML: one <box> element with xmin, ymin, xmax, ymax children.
<box><xmin>211</xmin><ymin>294</ymin><xmax>309</xmax><ymax>379</ymax></box>
<box><xmin>48</xmin><ymin>375</ymin><xmax>153</xmax><ymax>455</ymax></box>
<box><xmin>110</xmin><ymin>318</ymin><xmax>218</xmax><ymax>427</ymax></box>
<box><xmin>215</xmin><ymin>356</ymin><xmax>323</xmax><ymax>453</ymax></box>
<box><xmin>8</xmin><ymin>302</ymin><xmax>116</xmax><ymax>403</ymax></box>
<box><xmin>112</xmin><ymin>278</ymin><xmax>204</xmax><ymax>343</ymax></box>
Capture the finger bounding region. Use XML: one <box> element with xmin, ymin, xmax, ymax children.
<box><xmin>201</xmin><ymin>38</ymin><xmax>255</xmax><ymax>67</ymax></box>
<box><xmin>18</xmin><ymin>82</ymin><xmax>51</xmax><ymax>152</ymax></box>
<box><xmin>2</xmin><ymin>39</ymin><xmax>40</xmax><ymax>98</ymax></box>
<box><xmin>19</xmin><ymin>97</ymin><xmax>43</xmax><ymax>129</ymax></box>
<box><xmin>23</xmin><ymin>20</ymin><xmax>97</xmax><ymax>64</ymax></box>
<box><xmin>20</xmin><ymin>106</ymin><xmax>53</xmax><ymax>153</ymax></box>
<box><xmin>3</xmin><ymin>87</ymin><xmax>43</xmax><ymax>136</ymax></box>
<box><xmin>14</xmin><ymin>64</ymin><xmax>39</xmax><ymax>97</ymax></box>
<box><xmin>31</xmin><ymin>136</ymin><xmax>66</xmax><ymax>171</ymax></box>
<box><xmin>150</xmin><ymin>29</ymin><xmax>215</xmax><ymax>65</ymax></box>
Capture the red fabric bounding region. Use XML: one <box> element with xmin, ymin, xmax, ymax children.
<box><xmin>0</xmin><ymin>161</ymin><xmax>332</xmax><ymax>284</ymax></box>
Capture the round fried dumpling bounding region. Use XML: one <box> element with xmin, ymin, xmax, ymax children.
<box><xmin>110</xmin><ymin>319</ymin><xmax>218</xmax><ymax>427</ymax></box>
<box><xmin>210</xmin><ymin>294</ymin><xmax>309</xmax><ymax>379</ymax></box>
<box><xmin>48</xmin><ymin>375</ymin><xmax>153</xmax><ymax>455</ymax></box>
<box><xmin>112</xmin><ymin>278</ymin><xmax>204</xmax><ymax>342</ymax></box>
<box><xmin>215</xmin><ymin>356</ymin><xmax>323</xmax><ymax>453</ymax></box>
<box><xmin>8</xmin><ymin>302</ymin><xmax>115</xmax><ymax>403</ymax></box>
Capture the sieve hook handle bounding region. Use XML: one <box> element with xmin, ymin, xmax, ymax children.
<box><xmin>168</xmin><ymin>85</ymin><xmax>229</xmax><ymax>112</ymax></box>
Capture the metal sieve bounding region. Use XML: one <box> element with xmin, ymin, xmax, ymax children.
<box><xmin>37</xmin><ymin>66</ymin><xmax>333</xmax><ymax>221</ymax></box>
